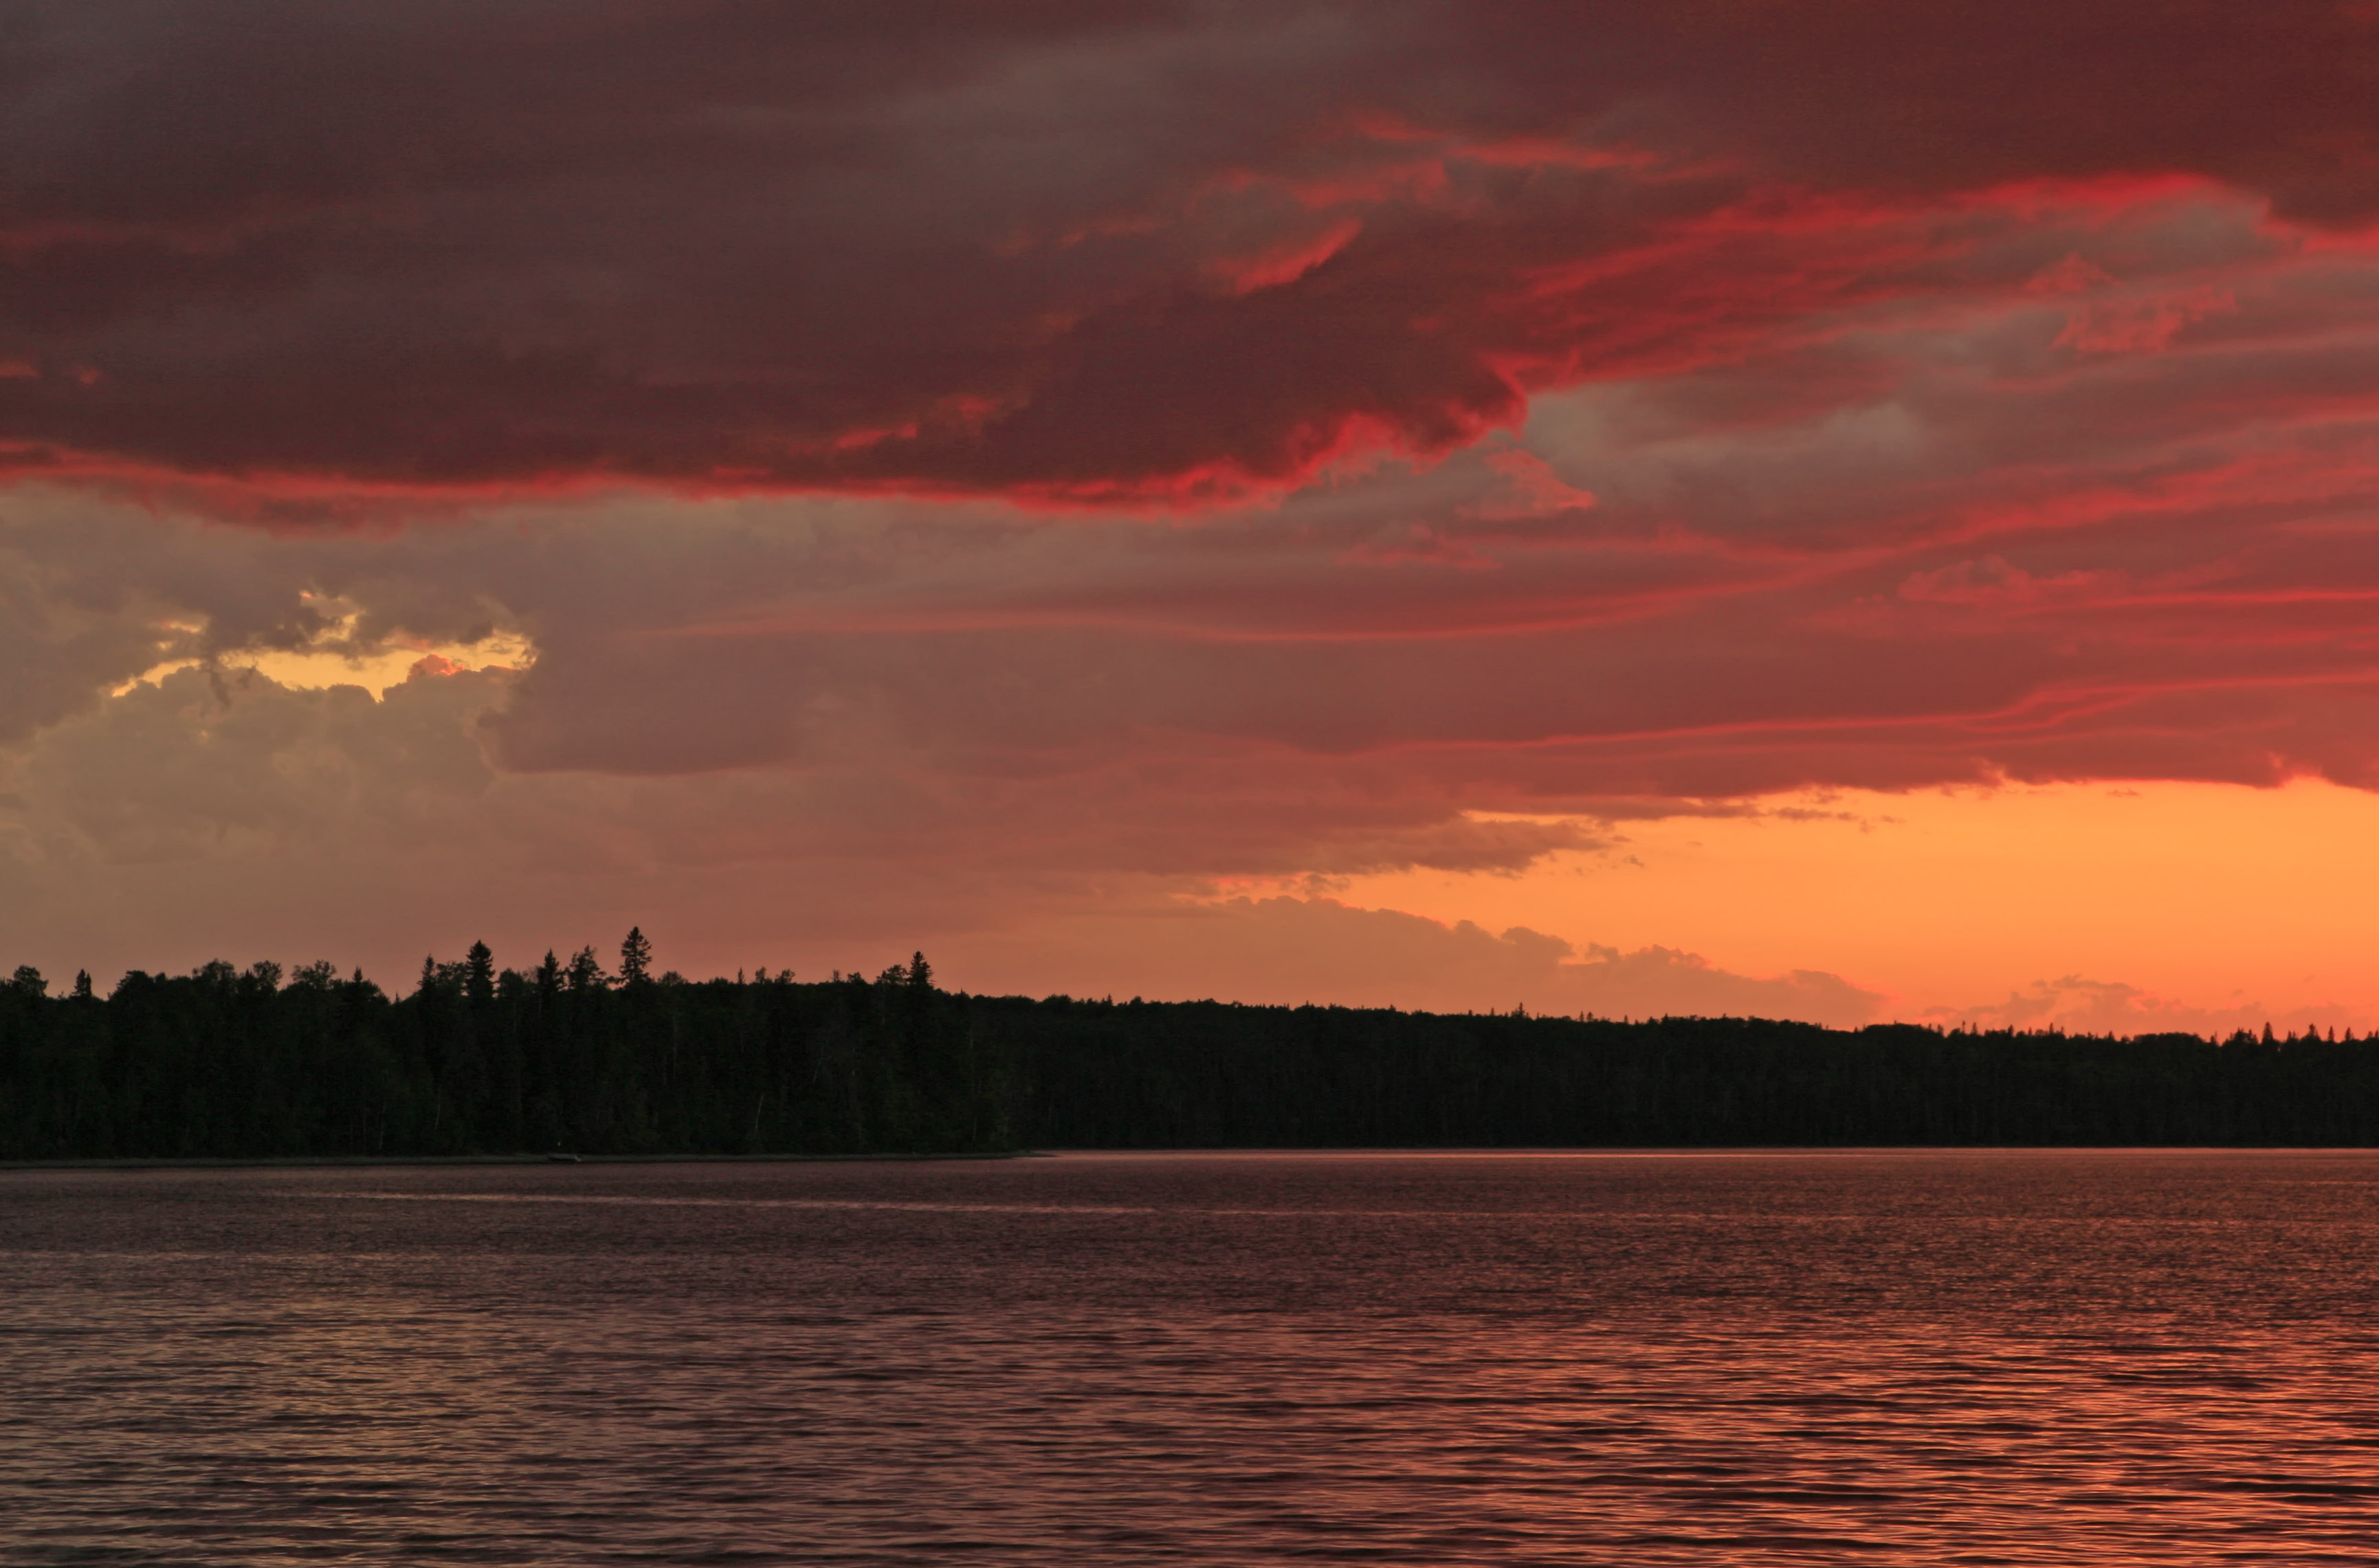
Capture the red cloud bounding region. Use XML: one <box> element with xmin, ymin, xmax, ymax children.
<box><xmin>14</xmin><ymin>1</ymin><xmax>2379</xmax><ymax>967</ymax></box>
<box><xmin>6</xmin><ymin>3</ymin><xmax>2379</xmax><ymax>506</ymax></box>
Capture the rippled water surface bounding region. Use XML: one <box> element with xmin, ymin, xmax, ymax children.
<box><xmin>6</xmin><ymin>1151</ymin><xmax>2379</xmax><ymax>1564</ymax></box>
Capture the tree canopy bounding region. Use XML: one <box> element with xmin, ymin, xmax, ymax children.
<box><xmin>5</xmin><ymin>938</ymin><xmax>2379</xmax><ymax>1159</ymax></box>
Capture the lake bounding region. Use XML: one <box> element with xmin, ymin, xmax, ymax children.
<box><xmin>4</xmin><ymin>1150</ymin><xmax>2376</xmax><ymax>1563</ymax></box>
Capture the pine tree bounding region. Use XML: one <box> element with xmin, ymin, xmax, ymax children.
<box><xmin>566</xmin><ymin>947</ymin><xmax>608</xmax><ymax>991</ymax></box>
<box><xmin>620</xmin><ymin>927</ymin><xmax>652</xmax><ymax>986</ymax></box>
<box><xmin>908</xmin><ymin>951</ymin><xmax>933</xmax><ymax>993</ymax></box>
<box><xmin>465</xmin><ymin>941</ymin><xmax>495</xmax><ymax>1004</ymax></box>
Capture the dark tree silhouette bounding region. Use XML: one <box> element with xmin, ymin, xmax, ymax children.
<box><xmin>566</xmin><ymin>947</ymin><xmax>606</xmax><ymax>991</ymax></box>
<box><xmin>7</xmin><ymin>949</ymin><xmax>2379</xmax><ymax>1159</ymax></box>
<box><xmin>620</xmin><ymin>927</ymin><xmax>652</xmax><ymax>986</ymax></box>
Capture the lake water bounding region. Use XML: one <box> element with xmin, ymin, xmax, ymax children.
<box><xmin>4</xmin><ymin>1150</ymin><xmax>2377</xmax><ymax>1564</ymax></box>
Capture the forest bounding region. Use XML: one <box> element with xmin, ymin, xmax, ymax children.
<box><xmin>7</xmin><ymin>931</ymin><xmax>2379</xmax><ymax>1159</ymax></box>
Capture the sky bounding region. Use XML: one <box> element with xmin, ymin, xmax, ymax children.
<box><xmin>8</xmin><ymin>2</ymin><xmax>2379</xmax><ymax>1033</ymax></box>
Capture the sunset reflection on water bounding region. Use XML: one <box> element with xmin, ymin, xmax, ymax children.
<box><xmin>4</xmin><ymin>1151</ymin><xmax>2375</xmax><ymax>1564</ymax></box>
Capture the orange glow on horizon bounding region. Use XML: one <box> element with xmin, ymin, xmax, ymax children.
<box><xmin>1332</xmin><ymin>779</ymin><xmax>2379</xmax><ymax>1030</ymax></box>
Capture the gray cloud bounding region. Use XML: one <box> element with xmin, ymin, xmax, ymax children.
<box><xmin>1925</xmin><ymin>975</ymin><xmax>2359</xmax><ymax>1041</ymax></box>
<box><xmin>940</xmin><ymin>895</ymin><xmax>1885</xmax><ymax>1026</ymax></box>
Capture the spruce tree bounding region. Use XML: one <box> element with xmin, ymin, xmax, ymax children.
<box><xmin>566</xmin><ymin>947</ymin><xmax>607</xmax><ymax>991</ymax></box>
<box><xmin>620</xmin><ymin>927</ymin><xmax>652</xmax><ymax>986</ymax></box>
<box><xmin>465</xmin><ymin>941</ymin><xmax>495</xmax><ymax>1004</ymax></box>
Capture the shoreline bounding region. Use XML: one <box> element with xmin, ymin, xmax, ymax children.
<box><xmin>8</xmin><ymin>1145</ymin><xmax>2376</xmax><ymax>1173</ymax></box>
<box><xmin>0</xmin><ymin>1150</ymin><xmax>1043</xmax><ymax>1172</ymax></box>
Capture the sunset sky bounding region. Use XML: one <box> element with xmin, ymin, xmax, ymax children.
<box><xmin>8</xmin><ymin>3</ymin><xmax>2379</xmax><ymax>1032</ymax></box>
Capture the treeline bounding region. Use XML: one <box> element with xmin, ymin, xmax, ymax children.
<box><xmin>993</xmin><ymin>1000</ymin><xmax>2379</xmax><ymax>1148</ymax></box>
<box><xmin>7</xmin><ymin>936</ymin><xmax>2379</xmax><ymax>1158</ymax></box>
<box><xmin>0</xmin><ymin>936</ymin><xmax>1006</xmax><ymax>1160</ymax></box>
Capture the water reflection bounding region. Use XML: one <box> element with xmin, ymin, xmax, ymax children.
<box><xmin>4</xmin><ymin>1151</ymin><xmax>2376</xmax><ymax>1564</ymax></box>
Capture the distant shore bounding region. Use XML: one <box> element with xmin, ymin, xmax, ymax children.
<box><xmin>14</xmin><ymin>975</ymin><xmax>2378</xmax><ymax>1157</ymax></box>
<box><xmin>0</xmin><ymin>1150</ymin><xmax>1041</xmax><ymax>1172</ymax></box>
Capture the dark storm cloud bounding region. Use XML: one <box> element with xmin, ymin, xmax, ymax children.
<box><xmin>11</xmin><ymin>7</ymin><xmax>2379</xmax><ymax>1018</ymax></box>
<box><xmin>5</xmin><ymin>1</ymin><xmax>2377</xmax><ymax>500</ymax></box>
